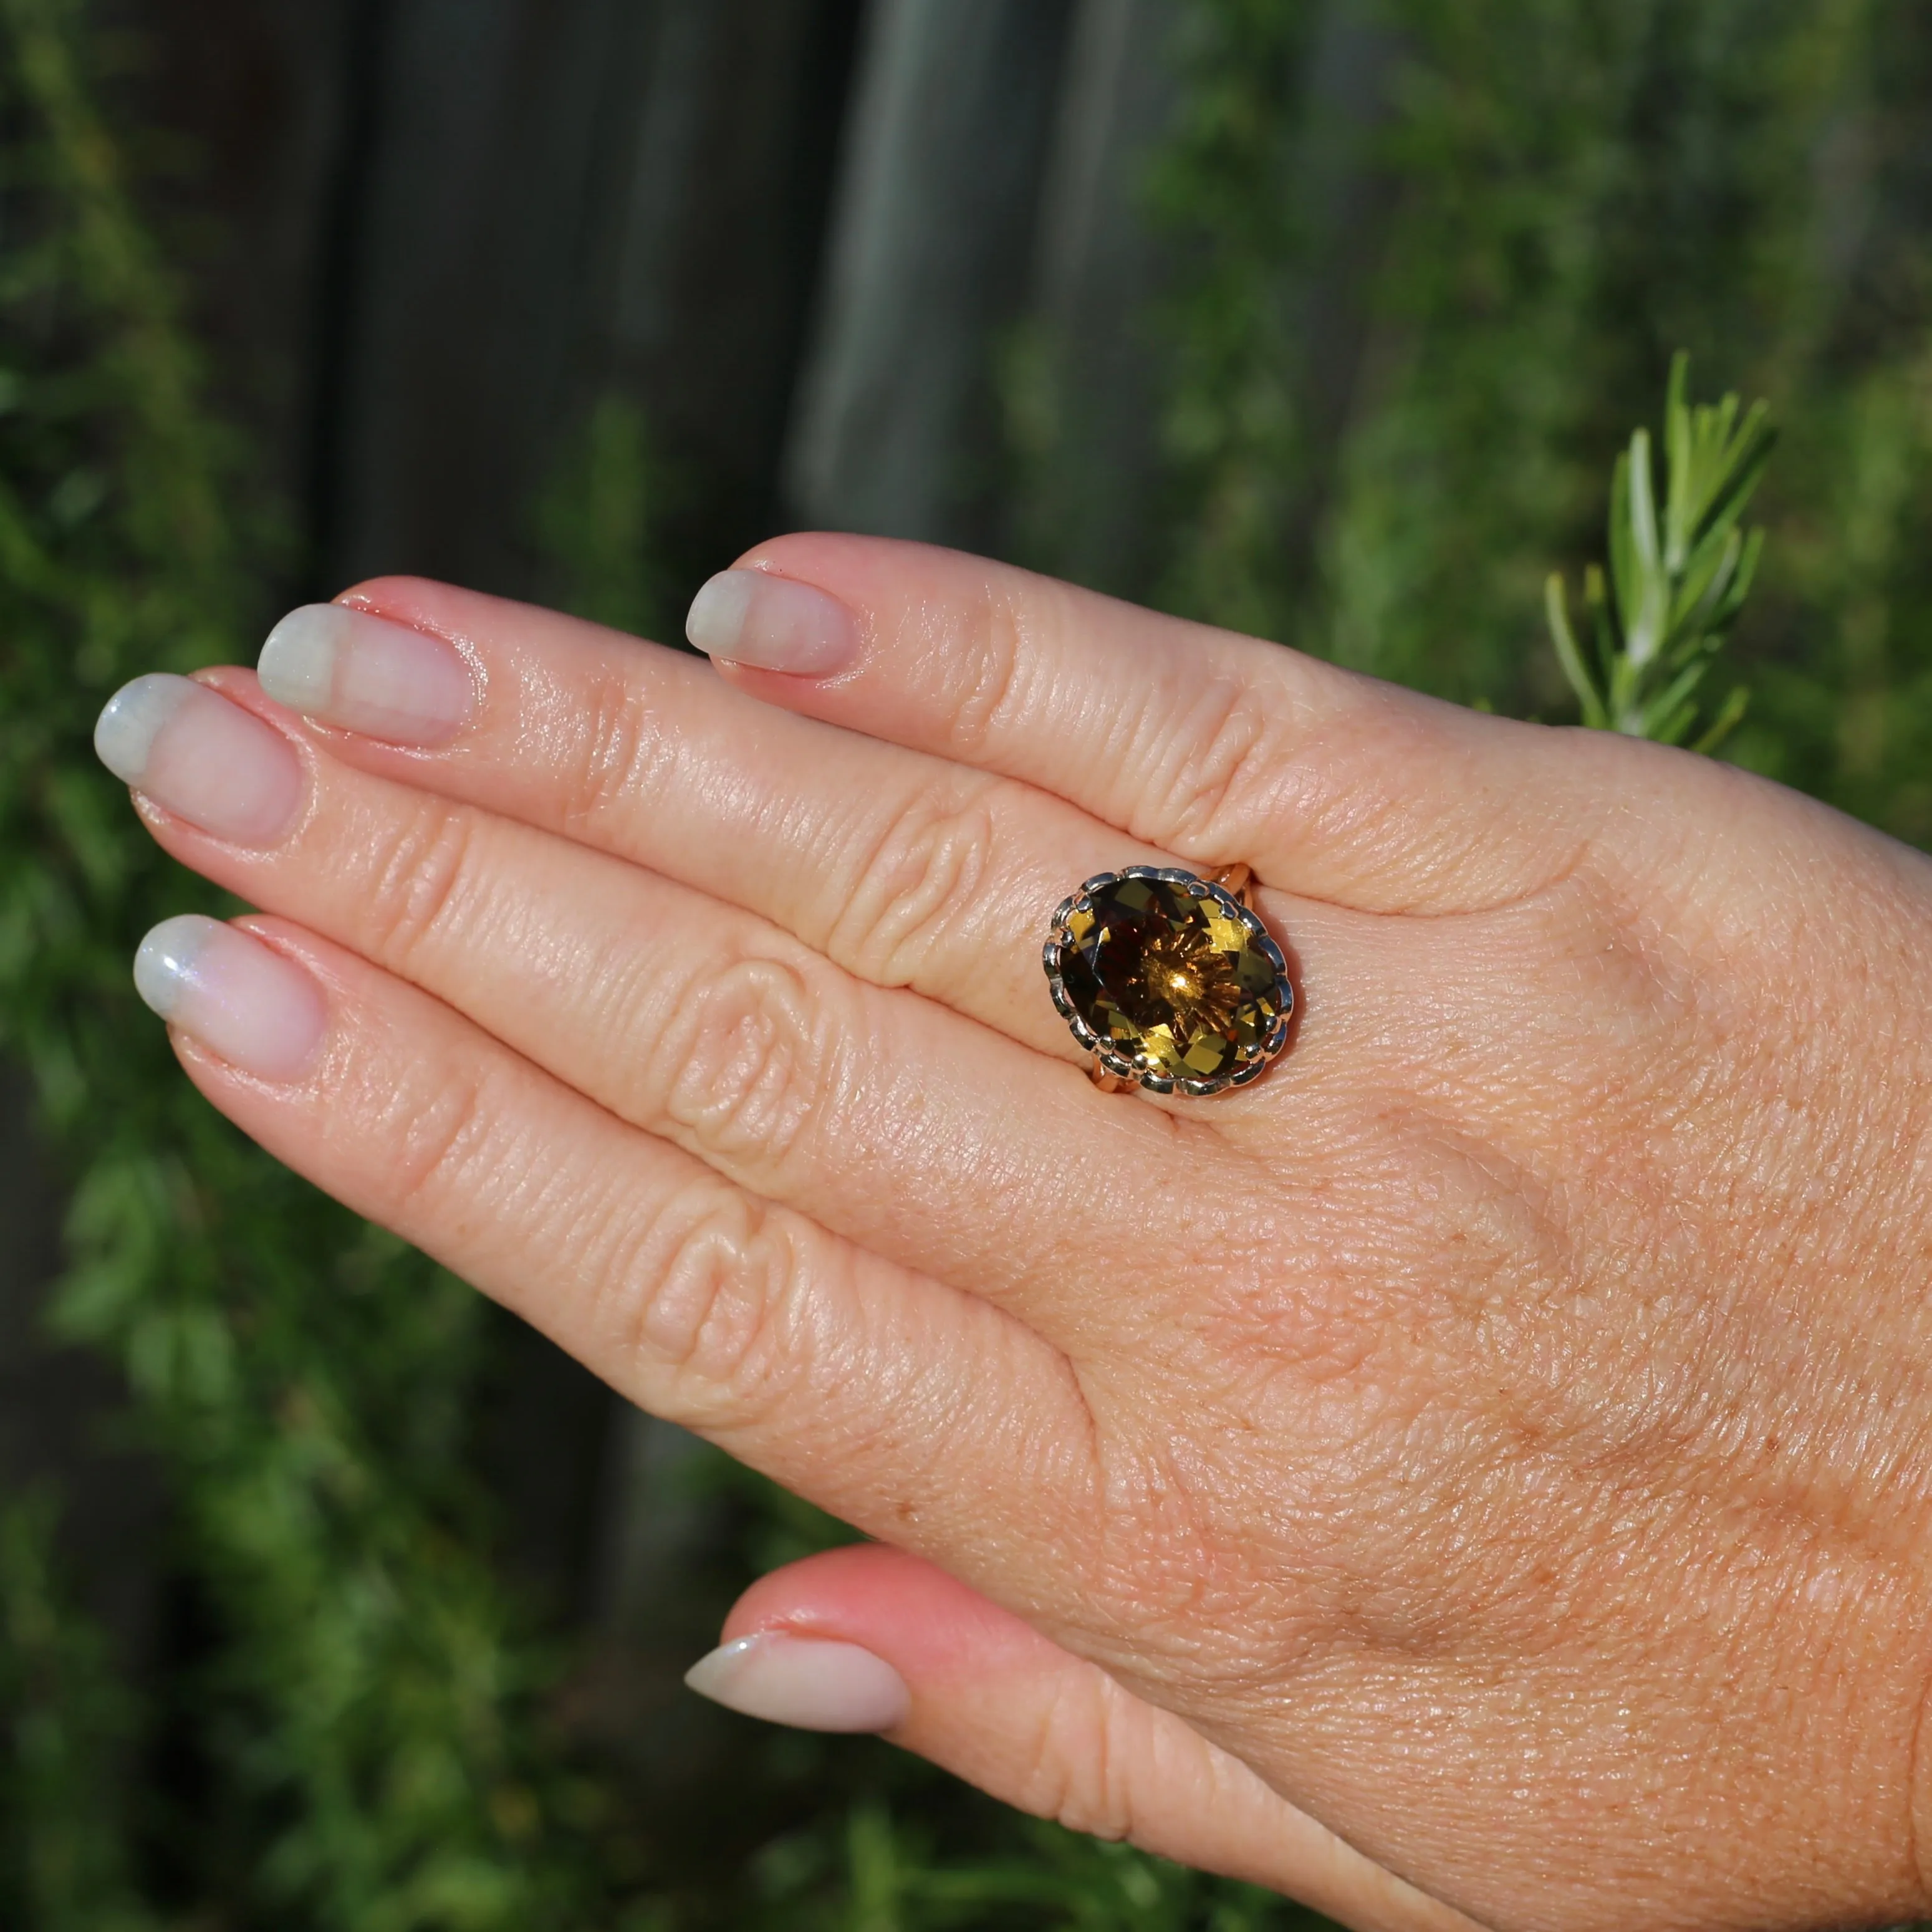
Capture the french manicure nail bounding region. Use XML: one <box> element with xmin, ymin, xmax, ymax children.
<box><xmin>94</xmin><ymin>675</ymin><xmax>302</xmax><ymax>845</ymax></box>
<box><xmin>685</xmin><ymin>569</ymin><xmax>860</xmax><ymax>676</ymax></box>
<box><xmin>258</xmin><ymin>603</ymin><xmax>475</xmax><ymax>744</ymax></box>
<box><xmin>684</xmin><ymin>1633</ymin><xmax>910</xmax><ymax>1733</ymax></box>
<box><xmin>134</xmin><ymin>916</ymin><xmax>327</xmax><ymax>1081</ymax></box>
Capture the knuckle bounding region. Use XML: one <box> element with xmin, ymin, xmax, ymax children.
<box><xmin>941</xmin><ymin>582</ymin><xmax>1029</xmax><ymax>757</ymax></box>
<box><xmin>829</xmin><ymin>782</ymin><xmax>1001</xmax><ymax>984</ymax></box>
<box><xmin>1137</xmin><ymin>675</ymin><xmax>1283</xmax><ymax>850</ymax></box>
<box><xmin>362</xmin><ymin>796</ymin><xmax>479</xmax><ymax>971</ymax></box>
<box><xmin>658</xmin><ymin>955</ymin><xmax>830</xmax><ymax>1174</ymax></box>
<box><xmin>615</xmin><ymin>1183</ymin><xmax>802</xmax><ymax>1399</ymax></box>
<box><xmin>562</xmin><ymin>665</ymin><xmax>672</xmax><ymax>830</ymax></box>
<box><xmin>368</xmin><ymin>1056</ymin><xmax>496</xmax><ymax>1213</ymax></box>
<box><xmin>1019</xmin><ymin>1673</ymin><xmax>1136</xmax><ymax>1842</ymax></box>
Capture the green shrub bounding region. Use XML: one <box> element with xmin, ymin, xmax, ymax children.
<box><xmin>0</xmin><ymin>2</ymin><xmax>611</xmax><ymax>1923</ymax></box>
<box><xmin>1</xmin><ymin>0</ymin><xmax>1928</xmax><ymax>1926</ymax></box>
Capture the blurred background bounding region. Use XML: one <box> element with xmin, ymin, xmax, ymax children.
<box><xmin>1</xmin><ymin>0</ymin><xmax>1928</xmax><ymax>1925</ymax></box>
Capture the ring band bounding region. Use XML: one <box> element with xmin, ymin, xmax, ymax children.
<box><xmin>1042</xmin><ymin>865</ymin><xmax>1292</xmax><ymax>1097</ymax></box>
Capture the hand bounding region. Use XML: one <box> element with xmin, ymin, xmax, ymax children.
<box><xmin>94</xmin><ymin>537</ymin><xmax>1932</xmax><ymax>1931</ymax></box>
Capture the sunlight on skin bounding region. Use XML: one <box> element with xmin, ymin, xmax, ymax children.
<box><xmin>97</xmin><ymin>536</ymin><xmax>1932</xmax><ymax>1931</ymax></box>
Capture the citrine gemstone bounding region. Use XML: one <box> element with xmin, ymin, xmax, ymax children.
<box><xmin>1052</xmin><ymin>873</ymin><xmax>1288</xmax><ymax>1090</ymax></box>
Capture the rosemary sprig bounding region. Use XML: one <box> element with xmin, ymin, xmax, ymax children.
<box><xmin>1546</xmin><ymin>352</ymin><xmax>1777</xmax><ymax>750</ymax></box>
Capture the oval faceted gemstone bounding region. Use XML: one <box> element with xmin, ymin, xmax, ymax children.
<box><xmin>1057</xmin><ymin>875</ymin><xmax>1286</xmax><ymax>1085</ymax></box>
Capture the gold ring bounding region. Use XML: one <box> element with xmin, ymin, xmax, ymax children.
<box><xmin>1042</xmin><ymin>865</ymin><xmax>1292</xmax><ymax>1096</ymax></box>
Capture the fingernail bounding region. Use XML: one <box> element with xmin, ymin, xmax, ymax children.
<box><xmin>133</xmin><ymin>916</ymin><xmax>327</xmax><ymax>1081</ymax></box>
<box><xmin>258</xmin><ymin>603</ymin><xmax>475</xmax><ymax>745</ymax></box>
<box><xmin>94</xmin><ymin>675</ymin><xmax>302</xmax><ymax>845</ymax></box>
<box><xmin>685</xmin><ymin>569</ymin><xmax>860</xmax><ymax>676</ymax></box>
<box><xmin>684</xmin><ymin>1633</ymin><xmax>910</xmax><ymax>1733</ymax></box>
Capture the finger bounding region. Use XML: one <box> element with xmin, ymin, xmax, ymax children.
<box><xmin>122</xmin><ymin>673</ymin><xmax>1220</xmax><ymax>1335</ymax></box>
<box><xmin>251</xmin><ymin>582</ymin><xmax>1184</xmax><ymax>1064</ymax></box>
<box><xmin>688</xmin><ymin>534</ymin><xmax>1602</xmax><ymax>914</ymax></box>
<box><xmin>135</xmin><ymin>911</ymin><xmax>1099</xmax><ymax>1579</ymax></box>
<box><xmin>692</xmin><ymin>1544</ymin><xmax>1487</xmax><ymax>1932</ymax></box>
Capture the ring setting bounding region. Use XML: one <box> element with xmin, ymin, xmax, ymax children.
<box><xmin>1042</xmin><ymin>865</ymin><xmax>1292</xmax><ymax>1097</ymax></box>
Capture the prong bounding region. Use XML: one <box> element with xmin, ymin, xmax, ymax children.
<box><xmin>1209</xmin><ymin>862</ymin><xmax>1253</xmax><ymax>906</ymax></box>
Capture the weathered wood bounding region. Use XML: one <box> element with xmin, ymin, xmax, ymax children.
<box><xmin>321</xmin><ymin>0</ymin><xmax>650</xmax><ymax>598</ymax></box>
<box><xmin>1012</xmin><ymin>0</ymin><xmax>1179</xmax><ymax>597</ymax></box>
<box><xmin>322</xmin><ymin>0</ymin><xmax>862</xmax><ymax>612</ymax></box>
<box><xmin>784</xmin><ymin>0</ymin><xmax>1077</xmax><ymax>548</ymax></box>
<box><xmin>599</xmin><ymin>0</ymin><xmax>865</xmax><ymax>590</ymax></box>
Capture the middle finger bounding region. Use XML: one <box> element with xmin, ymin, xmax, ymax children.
<box><xmin>112</xmin><ymin>668</ymin><xmax>1214</xmax><ymax>1343</ymax></box>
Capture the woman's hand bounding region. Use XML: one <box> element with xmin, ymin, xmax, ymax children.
<box><xmin>94</xmin><ymin>537</ymin><xmax>1932</xmax><ymax>1931</ymax></box>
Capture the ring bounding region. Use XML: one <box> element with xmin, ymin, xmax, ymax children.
<box><xmin>1042</xmin><ymin>865</ymin><xmax>1292</xmax><ymax>1097</ymax></box>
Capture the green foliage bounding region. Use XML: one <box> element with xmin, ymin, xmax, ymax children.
<box><xmin>1142</xmin><ymin>2</ymin><xmax>1322</xmax><ymax>638</ymax></box>
<box><xmin>1130</xmin><ymin>0</ymin><xmax>1932</xmax><ymax>853</ymax></box>
<box><xmin>6</xmin><ymin>0</ymin><xmax>1932</xmax><ymax>1928</ymax></box>
<box><xmin>1140</xmin><ymin>0</ymin><xmax>1886</xmax><ymax>730</ymax></box>
<box><xmin>1314</xmin><ymin>0</ymin><xmax>1859</xmax><ymax>711</ymax></box>
<box><xmin>534</xmin><ymin>395</ymin><xmax>671</xmax><ymax>644</ymax></box>
<box><xmin>1753</xmin><ymin>342</ymin><xmax>1932</xmax><ymax>843</ymax></box>
<box><xmin>1546</xmin><ymin>352</ymin><xmax>1774</xmax><ymax>747</ymax></box>
<box><xmin>0</xmin><ymin>6</ymin><xmax>1336</xmax><ymax>1910</ymax></box>
<box><xmin>741</xmin><ymin>1804</ymin><xmax>1316</xmax><ymax>1932</ymax></box>
<box><xmin>0</xmin><ymin>1</ymin><xmax>623</xmax><ymax>1922</ymax></box>
<box><xmin>0</xmin><ymin>1497</ymin><xmax>154</xmax><ymax>1932</ymax></box>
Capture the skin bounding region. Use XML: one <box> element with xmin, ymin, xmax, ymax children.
<box><xmin>116</xmin><ymin>536</ymin><xmax>1932</xmax><ymax>1931</ymax></box>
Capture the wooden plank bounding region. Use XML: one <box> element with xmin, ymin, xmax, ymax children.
<box><xmin>1015</xmin><ymin>0</ymin><xmax>1179</xmax><ymax>596</ymax></box>
<box><xmin>784</xmin><ymin>0</ymin><xmax>1077</xmax><ymax>548</ymax></box>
